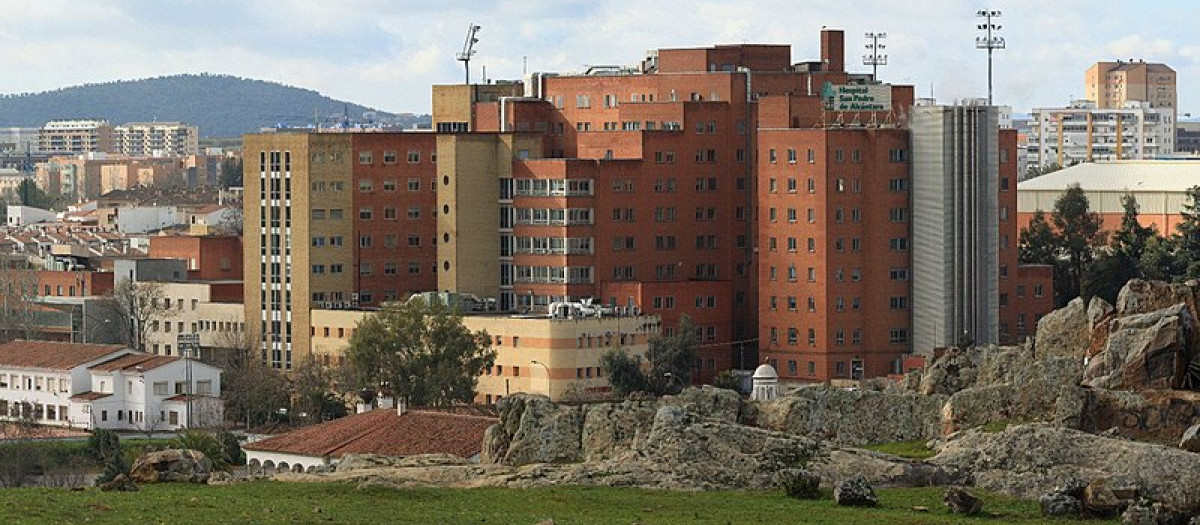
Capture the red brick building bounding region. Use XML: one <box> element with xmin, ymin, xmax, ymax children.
<box><xmin>149</xmin><ymin>235</ymin><xmax>242</xmax><ymax>281</ymax></box>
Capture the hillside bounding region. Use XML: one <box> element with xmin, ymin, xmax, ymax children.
<box><xmin>0</xmin><ymin>74</ymin><xmax>430</xmax><ymax>138</ymax></box>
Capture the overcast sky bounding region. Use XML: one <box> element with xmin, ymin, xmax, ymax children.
<box><xmin>1</xmin><ymin>0</ymin><xmax>1196</xmax><ymax>116</ymax></box>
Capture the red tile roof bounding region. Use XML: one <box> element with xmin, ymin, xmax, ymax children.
<box><xmin>89</xmin><ymin>352</ymin><xmax>179</xmax><ymax>372</ymax></box>
<box><xmin>70</xmin><ymin>391</ymin><xmax>112</xmax><ymax>401</ymax></box>
<box><xmin>243</xmin><ymin>409</ymin><xmax>497</xmax><ymax>460</ymax></box>
<box><xmin>0</xmin><ymin>340</ymin><xmax>127</xmax><ymax>371</ymax></box>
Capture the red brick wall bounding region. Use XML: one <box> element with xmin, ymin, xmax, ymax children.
<box><xmin>148</xmin><ymin>236</ymin><xmax>242</xmax><ymax>281</ymax></box>
<box><xmin>35</xmin><ymin>270</ymin><xmax>114</xmax><ymax>298</ymax></box>
<box><xmin>350</xmin><ymin>133</ymin><xmax>439</xmax><ymax>306</ymax></box>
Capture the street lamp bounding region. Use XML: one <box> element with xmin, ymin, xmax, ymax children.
<box><xmin>663</xmin><ymin>372</ymin><xmax>685</xmax><ymax>393</ymax></box>
<box><xmin>531</xmin><ymin>359</ymin><xmax>551</xmax><ymax>396</ymax></box>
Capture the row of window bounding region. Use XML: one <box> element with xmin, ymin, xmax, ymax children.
<box><xmin>356</xmin><ymin>206</ymin><xmax>423</xmax><ymax>220</ymax></box>
<box><xmin>767</xmin><ymin>294</ymin><xmax>908</xmax><ymax>312</ymax></box>
<box><xmin>150</xmin><ymin>320</ymin><xmax>244</xmax><ymax>334</ymax></box>
<box><xmin>1</xmin><ymin>401</ymin><xmax>70</xmax><ymax>422</ymax></box>
<box><xmin>0</xmin><ymin>373</ymin><xmax>68</xmax><ymax>393</ymax></box>
<box><xmin>357</xmin><ymin>150</ymin><xmax>430</xmax><ymax>165</ymax></box>
<box><xmin>767</xmin><ymin>326</ymin><xmax>908</xmax><ymax>346</ymax></box>
<box><xmin>354</xmin><ymin>178</ymin><xmax>425</xmax><ymax>193</ymax></box>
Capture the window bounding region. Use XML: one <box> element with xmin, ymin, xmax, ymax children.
<box><xmin>152</xmin><ymin>382</ymin><xmax>168</xmax><ymax>395</ymax></box>
<box><xmin>329</xmin><ymin>209</ymin><xmax>343</xmax><ymax>219</ymax></box>
<box><xmin>358</xmin><ymin>151</ymin><xmax>373</xmax><ymax>164</ymax></box>
<box><xmin>359</xmin><ymin>207</ymin><xmax>373</xmax><ymax>219</ymax></box>
<box><xmin>407</xmin><ymin>150</ymin><xmax>421</xmax><ymax>163</ymax></box>
<box><xmin>889</xmin><ymin>329</ymin><xmax>909</xmax><ymax>344</ymax></box>
<box><xmin>787</xmin><ymin>148</ymin><xmax>797</xmax><ymax>163</ymax></box>
<box><xmin>889</xmin><ymin>238</ymin><xmax>909</xmax><ymax>251</ymax></box>
<box><xmin>196</xmin><ymin>380</ymin><xmax>213</xmax><ymax>396</ymax></box>
<box><xmin>890</xmin><ymin>296</ymin><xmax>909</xmax><ymax>310</ymax></box>
<box><xmin>384</xmin><ymin>207</ymin><xmax>397</xmax><ymax>219</ymax></box>
<box><xmin>359</xmin><ymin>179</ymin><xmax>373</xmax><ymax>192</ymax></box>
<box><xmin>889</xmin><ymin>267</ymin><xmax>909</xmax><ymax>280</ymax></box>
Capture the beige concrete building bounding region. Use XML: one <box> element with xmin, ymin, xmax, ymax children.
<box><xmin>39</xmin><ymin>120</ymin><xmax>114</xmax><ymax>154</ymax></box>
<box><xmin>309</xmin><ymin>307</ymin><xmax>659</xmax><ymax>402</ymax></box>
<box><xmin>142</xmin><ymin>281</ymin><xmax>246</xmax><ymax>359</ymax></box>
<box><xmin>1086</xmin><ymin>60</ymin><xmax>1177</xmax><ymax>114</ymax></box>
<box><xmin>1027</xmin><ymin>100</ymin><xmax>1174</xmax><ymax>172</ymax></box>
<box><xmin>113</xmin><ymin>122</ymin><xmax>199</xmax><ymax>157</ymax></box>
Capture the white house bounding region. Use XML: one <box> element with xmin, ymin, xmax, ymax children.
<box><xmin>0</xmin><ymin>340</ymin><xmax>222</xmax><ymax>430</ymax></box>
<box><xmin>6</xmin><ymin>205</ymin><xmax>56</xmax><ymax>227</ymax></box>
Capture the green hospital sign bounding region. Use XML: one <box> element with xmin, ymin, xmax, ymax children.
<box><xmin>822</xmin><ymin>82</ymin><xmax>891</xmax><ymax>112</ymax></box>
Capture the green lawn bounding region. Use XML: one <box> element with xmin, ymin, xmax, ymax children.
<box><xmin>860</xmin><ymin>439</ymin><xmax>936</xmax><ymax>460</ymax></box>
<box><xmin>0</xmin><ymin>481</ymin><xmax>1113</xmax><ymax>524</ymax></box>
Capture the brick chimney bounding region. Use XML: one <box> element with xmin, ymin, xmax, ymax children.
<box><xmin>821</xmin><ymin>28</ymin><xmax>845</xmax><ymax>73</ymax></box>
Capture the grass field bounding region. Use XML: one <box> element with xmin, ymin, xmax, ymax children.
<box><xmin>859</xmin><ymin>439</ymin><xmax>936</xmax><ymax>459</ymax></box>
<box><xmin>0</xmin><ymin>481</ymin><xmax>1115</xmax><ymax>524</ymax></box>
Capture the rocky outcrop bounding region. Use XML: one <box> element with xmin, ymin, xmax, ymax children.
<box><xmin>929</xmin><ymin>424</ymin><xmax>1200</xmax><ymax>513</ymax></box>
<box><xmin>1115</xmin><ymin>279</ymin><xmax>1199</xmax><ymax>318</ymax></box>
<box><xmin>483</xmin><ymin>395</ymin><xmax>584</xmax><ymax>465</ymax></box>
<box><xmin>811</xmin><ymin>448</ymin><xmax>968</xmax><ymax>488</ymax></box>
<box><xmin>1085</xmin><ymin>304</ymin><xmax>1196</xmax><ymax>391</ymax></box>
<box><xmin>917</xmin><ymin>346</ymin><xmax>984</xmax><ymax>395</ymax></box>
<box><xmin>1036</xmin><ymin>297</ymin><xmax>1091</xmax><ymax>359</ymax></box>
<box><xmin>129</xmin><ymin>449</ymin><xmax>212</xmax><ymax>483</ymax></box>
<box><xmin>755</xmin><ymin>386</ymin><xmax>945</xmax><ymax>445</ymax></box>
<box><xmin>579</xmin><ymin>400</ymin><xmax>657</xmax><ymax>461</ymax></box>
<box><xmin>1181</xmin><ymin>424</ymin><xmax>1200</xmax><ymax>452</ymax></box>
<box><xmin>1055</xmin><ymin>388</ymin><xmax>1200</xmax><ymax>442</ymax></box>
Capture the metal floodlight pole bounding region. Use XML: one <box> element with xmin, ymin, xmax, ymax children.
<box><xmin>456</xmin><ymin>23</ymin><xmax>481</xmax><ymax>84</ymax></box>
<box><xmin>863</xmin><ymin>32</ymin><xmax>888</xmax><ymax>82</ymax></box>
<box><xmin>975</xmin><ymin>10</ymin><xmax>1005</xmax><ymax>105</ymax></box>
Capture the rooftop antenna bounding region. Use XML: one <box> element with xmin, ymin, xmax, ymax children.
<box><xmin>863</xmin><ymin>32</ymin><xmax>887</xmax><ymax>82</ymax></box>
<box><xmin>975</xmin><ymin>10</ymin><xmax>1005</xmax><ymax>105</ymax></box>
<box><xmin>456</xmin><ymin>23</ymin><xmax>481</xmax><ymax>84</ymax></box>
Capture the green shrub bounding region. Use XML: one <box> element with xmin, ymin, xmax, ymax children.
<box><xmin>87</xmin><ymin>429</ymin><xmax>121</xmax><ymax>463</ymax></box>
<box><xmin>216</xmin><ymin>430</ymin><xmax>245</xmax><ymax>467</ymax></box>
<box><xmin>171</xmin><ymin>431</ymin><xmax>231</xmax><ymax>470</ymax></box>
<box><xmin>712</xmin><ymin>370</ymin><xmax>743</xmax><ymax>393</ymax></box>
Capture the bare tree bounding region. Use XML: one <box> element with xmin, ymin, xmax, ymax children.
<box><xmin>95</xmin><ymin>279</ymin><xmax>174</xmax><ymax>352</ymax></box>
<box><xmin>0</xmin><ymin>260</ymin><xmax>41</xmax><ymax>343</ymax></box>
<box><xmin>217</xmin><ymin>329</ymin><xmax>289</xmax><ymax>429</ymax></box>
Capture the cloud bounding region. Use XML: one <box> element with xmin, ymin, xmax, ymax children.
<box><xmin>0</xmin><ymin>0</ymin><xmax>1196</xmax><ymax>115</ymax></box>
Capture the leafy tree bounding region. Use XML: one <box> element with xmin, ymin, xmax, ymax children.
<box><xmin>1023</xmin><ymin>162</ymin><xmax>1062</xmax><ymax>181</ymax></box>
<box><xmin>1111</xmin><ymin>194</ymin><xmax>1157</xmax><ymax>262</ymax></box>
<box><xmin>600</xmin><ymin>315</ymin><xmax>700</xmax><ymax>397</ymax></box>
<box><xmin>95</xmin><ymin>447</ymin><xmax>130</xmax><ymax>485</ymax></box>
<box><xmin>219</xmin><ymin>157</ymin><xmax>243</xmax><ymax>189</ymax></box>
<box><xmin>1083</xmin><ymin>194</ymin><xmax>1158</xmax><ymax>303</ymax></box>
<box><xmin>712</xmin><ymin>370</ymin><xmax>743</xmax><ymax>394</ymax></box>
<box><xmin>15</xmin><ymin>179</ymin><xmax>52</xmax><ymax>209</ymax></box>
<box><xmin>1175</xmin><ymin>186</ymin><xmax>1200</xmax><ymax>279</ymax></box>
<box><xmin>1139</xmin><ymin>236</ymin><xmax>1182</xmax><ymax>281</ymax></box>
<box><xmin>1051</xmin><ymin>184</ymin><xmax>1105</xmax><ymax>306</ymax></box>
<box><xmin>645</xmin><ymin>314</ymin><xmax>699</xmax><ymax>393</ymax></box>
<box><xmin>216</xmin><ymin>429</ymin><xmax>246</xmax><ymax>467</ymax></box>
<box><xmin>290</xmin><ymin>359</ymin><xmax>348</xmax><ymax>424</ymax></box>
<box><xmin>346</xmin><ymin>298</ymin><xmax>494</xmax><ymax>407</ymax></box>
<box><xmin>599</xmin><ymin>348</ymin><xmax>651</xmax><ymax>398</ymax></box>
<box><xmin>1018</xmin><ymin>210</ymin><xmax>1056</xmax><ymax>265</ymax></box>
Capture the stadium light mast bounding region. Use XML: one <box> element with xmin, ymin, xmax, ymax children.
<box><xmin>456</xmin><ymin>23</ymin><xmax>481</xmax><ymax>84</ymax></box>
<box><xmin>976</xmin><ymin>10</ymin><xmax>1005</xmax><ymax>105</ymax></box>
<box><xmin>863</xmin><ymin>32</ymin><xmax>887</xmax><ymax>82</ymax></box>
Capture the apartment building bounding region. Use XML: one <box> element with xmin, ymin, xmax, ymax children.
<box><xmin>113</xmin><ymin>122</ymin><xmax>199</xmax><ymax>157</ymax></box>
<box><xmin>1027</xmin><ymin>100</ymin><xmax>1174</xmax><ymax>173</ymax></box>
<box><xmin>242</xmin><ymin>132</ymin><xmax>438</xmax><ymax>369</ymax></box>
<box><xmin>1086</xmin><ymin>60</ymin><xmax>1176</xmax><ymax>115</ymax></box>
<box><xmin>38</xmin><ymin>120</ymin><xmax>115</xmax><ymax>154</ymax></box>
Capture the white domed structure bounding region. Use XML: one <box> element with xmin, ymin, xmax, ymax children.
<box><xmin>751</xmin><ymin>363</ymin><xmax>779</xmax><ymax>401</ymax></box>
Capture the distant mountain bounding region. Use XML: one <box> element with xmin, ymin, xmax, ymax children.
<box><xmin>0</xmin><ymin>74</ymin><xmax>431</xmax><ymax>138</ymax></box>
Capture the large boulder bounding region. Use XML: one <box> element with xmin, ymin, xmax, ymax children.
<box><xmin>833</xmin><ymin>475</ymin><xmax>878</xmax><ymax>507</ymax></box>
<box><xmin>660</xmin><ymin>386</ymin><xmax>745</xmax><ymax>423</ymax></box>
<box><xmin>128</xmin><ymin>449</ymin><xmax>212</xmax><ymax>483</ymax></box>
<box><xmin>944</xmin><ymin>487</ymin><xmax>983</xmax><ymax>515</ymax></box>
<box><xmin>1036</xmin><ymin>297</ymin><xmax>1091</xmax><ymax>359</ymax></box>
<box><xmin>755</xmin><ymin>386</ymin><xmax>945</xmax><ymax>446</ymax></box>
<box><xmin>1084</xmin><ymin>304</ymin><xmax>1196</xmax><ymax>391</ymax></box>
<box><xmin>482</xmin><ymin>395</ymin><xmax>584</xmax><ymax>465</ymax></box>
<box><xmin>929</xmin><ymin>424</ymin><xmax>1200</xmax><ymax>513</ymax></box>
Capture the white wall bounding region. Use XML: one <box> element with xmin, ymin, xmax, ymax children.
<box><xmin>115</xmin><ymin>206</ymin><xmax>180</xmax><ymax>233</ymax></box>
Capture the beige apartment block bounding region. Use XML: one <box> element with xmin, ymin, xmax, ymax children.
<box><xmin>309</xmin><ymin>308</ymin><xmax>659</xmax><ymax>402</ymax></box>
<box><xmin>1086</xmin><ymin>60</ymin><xmax>1176</xmax><ymax>128</ymax></box>
<box><xmin>143</xmin><ymin>281</ymin><xmax>246</xmax><ymax>360</ymax></box>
